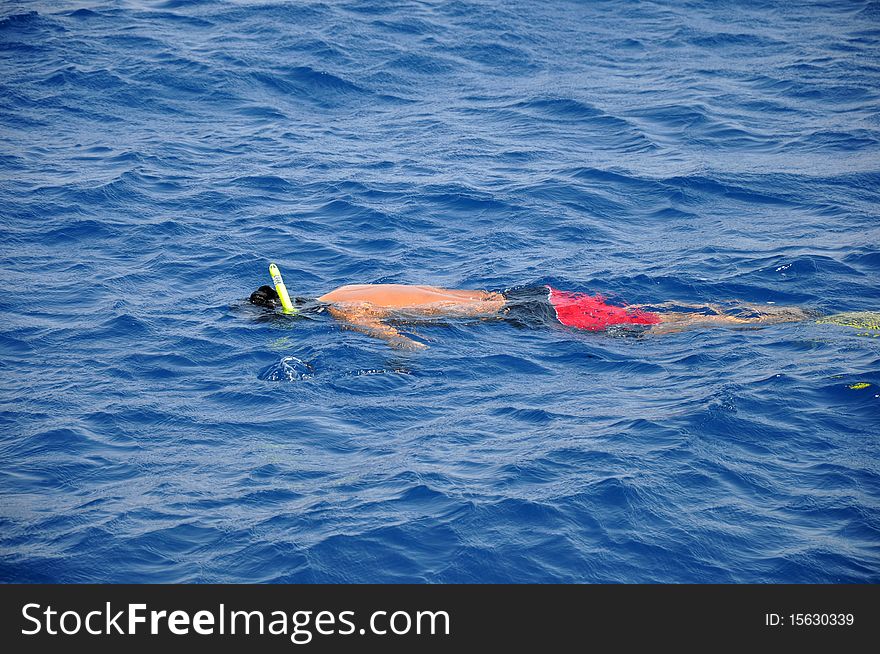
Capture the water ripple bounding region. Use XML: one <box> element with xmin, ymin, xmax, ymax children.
<box><xmin>1</xmin><ymin>0</ymin><xmax>878</xmax><ymax>583</ymax></box>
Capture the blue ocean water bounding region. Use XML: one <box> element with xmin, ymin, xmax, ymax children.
<box><xmin>1</xmin><ymin>0</ymin><xmax>879</xmax><ymax>583</ymax></box>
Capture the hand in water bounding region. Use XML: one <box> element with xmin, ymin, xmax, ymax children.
<box><xmin>393</xmin><ymin>336</ymin><xmax>428</xmax><ymax>351</ymax></box>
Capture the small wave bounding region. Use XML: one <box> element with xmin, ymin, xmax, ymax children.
<box><xmin>229</xmin><ymin>175</ymin><xmax>295</xmax><ymax>192</ymax></box>
<box><xmin>3</xmin><ymin>0</ymin><xmax>878</xmax><ymax>586</ymax></box>
<box><xmin>66</xmin><ymin>8</ymin><xmax>103</xmax><ymax>19</ymax></box>
<box><xmin>258</xmin><ymin>356</ymin><xmax>314</xmax><ymax>382</ymax></box>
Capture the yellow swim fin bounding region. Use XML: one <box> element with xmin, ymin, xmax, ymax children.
<box><xmin>816</xmin><ymin>311</ymin><xmax>880</xmax><ymax>337</ymax></box>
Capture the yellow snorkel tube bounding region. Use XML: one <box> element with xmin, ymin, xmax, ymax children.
<box><xmin>269</xmin><ymin>263</ymin><xmax>298</xmax><ymax>315</ymax></box>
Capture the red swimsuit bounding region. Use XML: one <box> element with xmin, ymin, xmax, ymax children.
<box><xmin>547</xmin><ymin>286</ymin><xmax>661</xmax><ymax>331</ymax></box>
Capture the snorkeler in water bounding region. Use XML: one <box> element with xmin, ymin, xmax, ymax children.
<box><xmin>249</xmin><ymin>275</ymin><xmax>818</xmax><ymax>350</ymax></box>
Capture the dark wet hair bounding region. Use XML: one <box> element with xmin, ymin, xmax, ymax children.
<box><xmin>249</xmin><ymin>285</ymin><xmax>320</xmax><ymax>313</ymax></box>
<box><xmin>249</xmin><ymin>285</ymin><xmax>280</xmax><ymax>309</ymax></box>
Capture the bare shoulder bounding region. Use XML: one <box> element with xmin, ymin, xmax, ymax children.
<box><xmin>333</xmin><ymin>284</ymin><xmax>380</xmax><ymax>291</ymax></box>
<box><xmin>323</xmin><ymin>284</ymin><xmax>376</xmax><ymax>294</ymax></box>
<box><xmin>318</xmin><ymin>283</ymin><xmax>498</xmax><ymax>307</ymax></box>
<box><xmin>317</xmin><ymin>284</ymin><xmax>378</xmax><ymax>302</ymax></box>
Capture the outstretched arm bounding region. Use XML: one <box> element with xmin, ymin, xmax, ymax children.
<box><xmin>327</xmin><ymin>305</ymin><xmax>427</xmax><ymax>350</ymax></box>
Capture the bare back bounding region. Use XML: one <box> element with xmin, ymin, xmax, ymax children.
<box><xmin>318</xmin><ymin>284</ymin><xmax>502</xmax><ymax>308</ymax></box>
<box><xmin>317</xmin><ymin>284</ymin><xmax>506</xmax><ymax>349</ymax></box>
